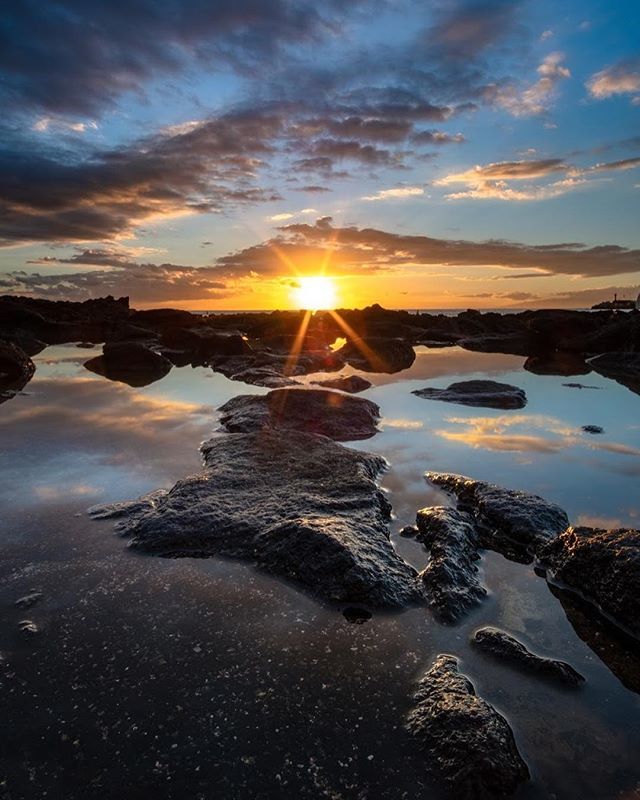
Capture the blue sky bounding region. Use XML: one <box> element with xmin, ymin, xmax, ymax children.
<box><xmin>0</xmin><ymin>0</ymin><xmax>638</xmax><ymax>309</ymax></box>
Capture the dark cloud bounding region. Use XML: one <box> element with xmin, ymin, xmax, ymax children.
<box><xmin>0</xmin><ymin>111</ymin><xmax>283</xmax><ymax>244</ymax></box>
<box><xmin>215</xmin><ymin>218</ymin><xmax>640</xmax><ymax>279</ymax></box>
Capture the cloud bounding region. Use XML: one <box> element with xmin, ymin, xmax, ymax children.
<box><xmin>362</xmin><ymin>186</ymin><xmax>425</xmax><ymax>201</ymax></box>
<box><xmin>488</xmin><ymin>52</ymin><xmax>570</xmax><ymax>116</ymax></box>
<box><xmin>436</xmin><ymin>155</ymin><xmax>640</xmax><ymax>201</ymax></box>
<box><xmin>0</xmin><ymin>110</ymin><xmax>284</xmax><ymax>244</ymax></box>
<box><xmin>587</xmin><ymin>59</ymin><xmax>640</xmax><ymax>102</ymax></box>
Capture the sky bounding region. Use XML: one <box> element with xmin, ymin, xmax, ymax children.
<box><xmin>0</xmin><ymin>0</ymin><xmax>639</xmax><ymax>310</ymax></box>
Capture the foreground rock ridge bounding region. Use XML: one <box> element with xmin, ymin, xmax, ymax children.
<box><xmin>406</xmin><ymin>655</ymin><xmax>530</xmax><ymax>797</ymax></box>
<box><xmin>89</xmin><ymin>429</ymin><xmax>423</xmax><ymax>608</ymax></box>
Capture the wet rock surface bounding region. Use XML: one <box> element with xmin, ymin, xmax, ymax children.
<box><xmin>339</xmin><ymin>336</ymin><xmax>416</xmax><ymax>373</ymax></box>
<box><xmin>89</xmin><ymin>429</ymin><xmax>423</xmax><ymax>608</ymax></box>
<box><xmin>542</xmin><ymin>526</ymin><xmax>640</xmax><ymax>638</ymax></box>
<box><xmin>415</xmin><ymin>507</ymin><xmax>486</xmax><ymax>622</ymax></box>
<box><xmin>218</xmin><ymin>387</ymin><xmax>380</xmax><ymax>441</ymax></box>
<box><xmin>426</xmin><ymin>473</ymin><xmax>569</xmax><ymax>561</ymax></box>
<box><xmin>84</xmin><ymin>341</ymin><xmax>173</xmax><ymax>387</ymax></box>
<box><xmin>413</xmin><ymin>380</ymin><xmax>526</xmax><ymax>410</ymax></box>
<box><xmin>406</xmin><ymin>654</ymin><xmax>530</xmax><ymax>798</ymax></box>
<box><xmin>311</xmin><ymin>374</ymin><xmax>372</xmax><ymax>393</ymax></box>
<box><xmin>472</xmin><ymin>627</ymin><xmax>584</xmax><ymax>686</ymax></box>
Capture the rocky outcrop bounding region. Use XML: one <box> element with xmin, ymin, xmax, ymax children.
<box><xmin>406</xmin><ymin>655</ymin><xmax>529</xmax><ymax>797</ymax></box>
<box><xmin>541</xmin><ymin>526</ymin><xmax>640</xmax><ymax>638</ymax></box>
<box><xmin>458</xmin><ymin>333</ymin><xmax>533</xmax><ymax>356</ymax></box>
<box><xmin>0</xmin><ymin>340</ymin><xmax>36</xmax><ymax>401</ymax></box>
<box><xmin>524</xmin><ymin>351</ymin><xmax>591</xmax><ymax>376</ymax></box>
<box><xmin>413</xmin><ymin>380</ymin><xmax>526</xmax><ymax>410</ymax></box>
<box><xmin>472</xmin><ymin>627</ymin><xmax>584</xmax><ymax>686</ymax></box>
<box><xmin>588</xmin><ymin>352</ymin><xmax>640</xmax><ymax>396</ymax></box>
<box><xmin>218</xmin><ymin>387</ymin><xmax>380</xmax><ymax>441</ymax></box>
<box><xmin>311</xmin><ymin>375</ymin><xmax>372</xmax><ymax>393</ymax></box>
<box><xmin>415</xmin><ymin>507</ymin><xmax>486</xmax><ymax>622</ymax></box>
<box><xmin>89</xmin><ymin>429</ymin><xmax>423</xmax><ymax>608</ymax></box>
<box><xmin>161</xmin><ymin>326</ymin><xmax>251</xmax><ymax>358</ymax></box>
<box><xmin>338</xmin><ymin>337</ymin><xmax>415</xmax><ymax>373</ymax></box>
<box><xmin>84</xmin><ymin>341</ymin><xmax>173</xmax><ymax>387</ymax></box>
<box><xmin>426</xmin><ymin>473</ymin><xmax>569</xmax><ymax>561</ymax></box>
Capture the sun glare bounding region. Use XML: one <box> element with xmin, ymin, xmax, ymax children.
<box><xmin>292</xmin><ymin>276</ymin><xmax>337</xmax><ymax>310</ymax></box>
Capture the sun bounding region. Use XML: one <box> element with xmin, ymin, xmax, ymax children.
<box><xmin>292</xmin><ymin>276</ymin><xmax>337</xmax><ymax>311</ymax></box>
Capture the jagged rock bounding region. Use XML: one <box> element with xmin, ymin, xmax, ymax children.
<box><xmin>413</xmin><ymin>380</ymin><xmax>526</xmax><ymax>410</ymax></box>
<box><xmin>84</xmin><ymin>341</ymin><xmax>173</xmax><ymax>387</ymax></box>
<box><xmin>311</xmin><ymin>375</ymin><xmax>372</xmax><ymax>393</ymax></box>
<box><xmin>89</xmin><ymin>430</ymin><xmax>422</xmax><ymax>608</ymax></box>
<box><xmin>581</xmin><ymin>425</ymin><xmax>604</xmax><ymax>434</ymax></box>
<box><xmin>406</xmin><ymin>655</ymin><xmax>529</xmax><ymax>798</ymax></box>
<box><xmin>541</xmin><ymin>526</ymin><xmax>640</xmax><ymax>638</ymax></box>
<box><xmin>472</xmin><ymin>627</ymin><xmax>584</xmax><ymax>686</ymax></box>
<box><xmin>0</xmin><ymin>341</ymin><xmax>36</xmax><ymax>402</ymax></box>
<box><xmin>218</xmin><ymin>388</ymin><xmax>380</xmax><ymax>441</ymax></box>
<box><xmin>426</xmin><ymin>473</ymin><xmax>569</xmax><ymax>561</ymax></box>
<box><xmin>588</xmin><ymin>352</ymin><xmax>640</xmax><ymax>396</ymax></box>
<box><xmin>339</xmin><ymin>337</ymin><xmax>415</xmax><ymax>373</ymax></box>
<box><xmin>415</xmin><ymin>507</ymin><xmax>486</xmax><ymax>622</ymax></box>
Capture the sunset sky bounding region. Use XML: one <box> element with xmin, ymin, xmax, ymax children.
<box><xmin>1</xmin><ymin>0</ymin><xmax>639</xmax><ymax>310</ymax></box>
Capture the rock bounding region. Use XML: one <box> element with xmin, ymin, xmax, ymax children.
<box><xmin>15</xmin><ymin>591</ymin><xmax>43</xmax><ymax>610</ymax></box>
<box><xmin>541</xmin><ymin>526</ymin><xmax>640</xmax><ymax>638</ymax></box>
<box><xmin>581</xmin><ymin>425</ymin><xmax>604</xmax><ymax>434</ymax></box>
<box><xmin>342</xmin><ymin>607</ymin><xmax>372</xmax><ymax>624</ymax></box>
<box><xmin>338</xmin><ymin>337</ymin><xmax>415</xmax><ymax>373</ymax></box>
<box><xmin>588</xmin><ymin>352</ymin><xmax>640</xmax><ymax>396</ymax></box>
<box><xmin>562</xmin><ymin>382</ymin><xmax>601</xmax><ymax>390</ymax></box>
<box><xmin>0</xmin><ymin>340</ymin><xmax>36</xmax><ymax>402</ymax></box>
<box><xmin>161</xmin><ymin>326</ymin><xmax>252</xmax><ymax>357</ymax></box>
<box><xmin>426</xmin><ymin>473</ymin><xmax>569</xmax><ymax>561</ymax></box>
<box><xmin>18</xmin><ymin>620</ymin><xmax>39</xmax><ymax>636</ymax></box>
<box><xmin>399</xmin><ymin>524</ymin><xmax>419</xmax><ymax>538</ymax></box>
<box><xmin>84</xmin><ymin>341</ymin><xmax>173</xmax><ymax>387</ymax></box>
<box><xmin>524</xmin><ymin>351</ymin><xmax>591</xmax><ymax>376</ymax></box>
<box><xmin>311</xmin><ymin>375</ymin><xmax>372</xmax><ymax>393</ymax></box>
<box><xmin>415</xmin><ymin>507</ymin><xmax>486</xmax><ymax>623</ymax></box>
<box><xmin>412</xmin><ymin>380</ymin><xmax>526</xmax><ymax>410</ymax></box>
<box><xmin>458</xmin><ymin>333</ymin><xmax>532</xmax><ymax>356</ymax></box>
<box><xmin>406</xmin><ymin>654</ymin><xmax>529</xmax><ymax>797</ymax></box>
<box><xmin>472</xmin><ymin>627</ymin><xmax>584</xmax><ymax>686</ymax></box>
<box><xmin>76</xmin><ymin>341</ymin><xmax>96</xmax><ymax>349</ymax></box>
<box><xmin>230</xmin><ymin>366</ymin><xmax>300</xmax><ymax>388</ymax></box>
<box><xmin>89</xmin><ymin>429</ymin><xmax>423</xmax><ymax>608</ymax></box>
<box><xmin>218</xmin><ymin>388</ymin><xmax>380</xmax><ymax>441</ymax></box>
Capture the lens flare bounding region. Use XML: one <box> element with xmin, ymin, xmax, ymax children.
<box><xmin>292</xmin><ymin>276</ymin><xmax>337</xmax><ymax>310</ymax></box>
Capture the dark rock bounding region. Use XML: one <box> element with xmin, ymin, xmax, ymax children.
<box><xmin>413</xmin><ymin>380</ymin><xmax>526</xmax><ymax>410</ymax></box>
<box><xmin>338</xmin><ymin>337</ymin><xmax>415</xmax><ymax>373</ymax></box>
<box><xmin>161</xmin><ymin>326</ymin><xmax>252</xmax><ymax>357</ymax></box>
<box><xmin>18</xmin><ymin>620</ymin><xmax>39</xmax><ymax>636</ymax></box>
<box><xmin>84</xmin><ymin>341</ymin><xmax>173</xmax><ymax>387</ymax></box>
<box><xmin>524</xmin><ymin>351</ymin><xmax>591</xmax><ymax>376</ymax></box>
<box><xmin>581</xmin><ymin>425</ymin><xmax>604</xmax><ymax>434</ymax></box>
<box><xmin>588</xmin><ymin>352</ymin><xmax>640</xmax><ymax>396</ymax></box>
<box><xmin>562</xmin><ymin>382</ymin><xmax>601</xmax><ymax>390</ymax></box>
<box><xmin>541</xmin><ymin>526</ymin><xmax>640</xmax><ymax>638</ymax></box>
<box><xmin>472</xmin><ymin>627</ymin><xmax>584</xmax><ymax>686</ymax></box>
<box><xmin>343</xmin><ymin>607</ymin><xmax>372</xmax><ymax>624</ymax></box>
<box><xmin>89</xmin><ymin>430</ymin><xmax>423</xmax><ymax>608</ymax></box>
<box><xmin>399</xmin><ymin>524</ymin><xmax>419</xmax><ymax>538</ymax></box>
<box><xmin>416</xmin><ymin>507</ymin><xmax>486</xmax><ymax>623</ymax></box>
<box><xmin>0</xmin><ymin>341</ymin><xmax>36</xmax><ymax>402</ymax></box>
<box><xmin>230</xmin><ymin>367</ymin><xmax>300</xmax><ymax>388</ymax></box>
<box><xmin>548</xmin><ymin>583</ymin><xmax>640</xmax><ymax>695</ymax></box>
<box><xmin>218</xmin><ymin>388</ymin><xmax>380</xmax><ymax>442</ymax></box>
<box><xmin>426</xmin><ymin>473</ymin><xmax>569</xmax><ymax>561</ymax></box>
<box><xmin>76</xmin><ymin>341</ymin><xmax>97</xmax><ymax>349</ymax></box>
<box><xmin>15</xmin><ymin>591</ymin><xmax>43</xmax><ymax>610</ymax></box>
<box><xmin>458</xmin><ymin>333</ymin><xmax>532</xmax><ymax>356</ymax></box>
<box><xmin>406</xmin><ymin>654</ymin><xmax>529</xmax><ymax>797</ymax></box>
<box><xmin>311</xmin><ymin>375</ymin><xmax>372</xmax><ymax>393</ymax></box>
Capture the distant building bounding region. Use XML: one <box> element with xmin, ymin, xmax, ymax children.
<box><xmin>592</xmin><ymin>292</ymin><xmax>636</xmax><ymax>310</ymax></box>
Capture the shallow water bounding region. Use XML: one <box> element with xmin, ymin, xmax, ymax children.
<box><xmin>1</xmin><ymin>344</ymin><xmax>639</xmax><ymax>799</ymax></box>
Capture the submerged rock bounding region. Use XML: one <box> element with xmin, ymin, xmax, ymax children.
<box><xmin>84</xmin><ymin>341</ymin><xmax>173</xmax><ymax>387</ymax></box>
<box><xmin>218</xmin><ymin>387</ymin><xmax>380</xmax><ymax>441</ymax></box>
<box><xmin>472</xmin><ymin>627</ymin><xmax>584</xmax><ymax>686</ymax></box>
<box><xmin>588</xmin><ymin>352</ymin><xmax>640</xmax><ymax>396</ymax></box>
<box><xmin>415</xmin><ymin>507</ymin><xmax>486</xmax><ymax>622</ymax></box>
<box><xmin>406</xmin><ymin>654</ymin><xmax>529</xmax><ymax>797</ymax></box>
<box><xmin>581</xmin><ymin>425</ymin><xmax>604</xmax><ymax>434</ymax></box>
<box><xmin>339</xmin><ymin>337</ymin><xmax>415</xmax><ymax>373</ymax></box>
<box><xmin>311</xmin><ymin>375</ymin><xmax>372</xmax><ymax>394</ymax></box>
<box><xmin>413</xmin><ymin>380</ymin><xmax>526</xmax><ymax>410</ymax></box>
<box><xmin>542</xmin><ymin>526</ymin><xmax>640</xmax><ymax>638</ymax></box>
<box><xmin>89</xmin><ymin>430</ymin><xmax>422</xmax><ymax>608</ymax></box>
<box><xmin>426</xmin><ymin>473</ymin><xmax>569</xmax><ymax>561</ymax></box>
